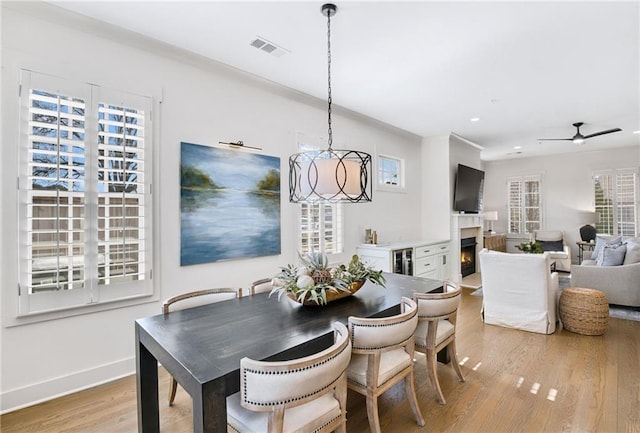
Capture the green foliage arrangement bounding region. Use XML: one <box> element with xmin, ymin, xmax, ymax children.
<box><xmin>270</xmin><ymin>252</ymin><xmax>386</xmax><ymax>305</ymax></box>
<box><xmin>516</xmin><ymin>241</ymin><xmax>544</xmax><ymax>254</ymax></box>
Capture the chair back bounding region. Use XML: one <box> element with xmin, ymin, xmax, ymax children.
<box><xmin>348</xmin><ymin>297</ymin><xmax>418</xmax><ymax>353</ymax></box>
<box><xmin>162</xmin><ymin>288</ymin><xmax>242</xmax><ymax>314</ymax></box>
<box><xmin>239</xmin><ymin>322</ymin><xmax>351</xmax><ymax>412</ymax></box>
<box><xmin>479</xmin><ymin>248</ymin><xmax>558</xmax><ymax>334</ymax></box>
<box><xmin>534</xmin><ymin>230</ymin><xmax>564</xmax><ymax>242</ymax></box>
<box><xmin>413</xmin><ymin>282</ymin><xmax>462</xmax><ymax>321</ymax></box>
<box><xmin>249</xmin><ymin>278</ymin><xmax>273</xmax><ymax>296</ymax></box>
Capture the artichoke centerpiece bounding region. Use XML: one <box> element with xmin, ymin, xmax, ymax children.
<box><xmin>270</xmin><ymin>252</ymin><xmax>386</xmax><ymax>306</ymax></box>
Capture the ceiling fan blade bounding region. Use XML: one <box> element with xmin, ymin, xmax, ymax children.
<box><xmin>537</xmin><ymin>138</ymin><xmax>573</xmax><ymax>141</ymax></box>
<box><xmin>583</xmin><ymin>128</ymin><xmax>622</xmax><ymax>139</ymax></box>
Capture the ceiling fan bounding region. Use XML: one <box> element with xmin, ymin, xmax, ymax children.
<box><xmin>539</xmin><ymin>122</ymin><xmax>622</xmax><ymax>144</ymax></box>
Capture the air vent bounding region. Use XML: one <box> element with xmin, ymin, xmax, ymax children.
<box><xmin>250</xmin><ymin>36</ymin><xmax>289</xmax><ymax>58</ymax></box>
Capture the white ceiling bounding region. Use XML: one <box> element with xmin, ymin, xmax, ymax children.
<box><xmin>46</xmin><ymin>0</ymin><xmax>640</xmax><ymax>160</ymax></box>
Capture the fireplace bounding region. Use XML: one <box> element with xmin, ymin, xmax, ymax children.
<box><xmin>460</xmin><ymin>237</ymin><xmax>477</xmax><ymax>277</ymax></box>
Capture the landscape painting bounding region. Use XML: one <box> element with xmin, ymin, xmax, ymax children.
<box><xmin>180</xmin><ymin>141</ymin><xmax>281</xmax><ymax>266</ymax></box>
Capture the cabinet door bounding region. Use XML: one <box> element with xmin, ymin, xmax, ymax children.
<box><xmin>414</xmin><ymin>256</ymin><xmax>436</xmax><ymax>278</ymax></box>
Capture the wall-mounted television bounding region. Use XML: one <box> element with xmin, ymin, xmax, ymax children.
<box><xmin>453</xmin><ymin>164</ymin><xmax>484</xmax><ymax>214</ymax></box>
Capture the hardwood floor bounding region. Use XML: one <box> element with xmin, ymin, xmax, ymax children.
<box><xmin>2</xmin><ymin>290</ymin><xmax>639</xmax><ymax>433</ymax></box>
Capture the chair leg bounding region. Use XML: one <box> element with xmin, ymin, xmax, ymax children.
<box><xmin>168</xmin><ymin>377</ymin><xmax>178</xmax><ymax>406</ymax></box>
<box><xmin>448</xmin><ymin>341</ymin><xmax>465</xmax><ymax>382</ymax></box>
<box><xmin>426</xmin><ymin>349</ymin><xmax>446</xmax><ymax>405</ymax></box>
<box><xmin>404</xmin><ymin>371</ymin><xmax>425</xmax><ymax>427</ymax></box>
<box><xmin>365</xmin><ymin>392</ymin><xmax>382</xmax><ymax>433</ymax></box>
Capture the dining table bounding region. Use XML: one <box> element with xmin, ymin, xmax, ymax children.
<box><xmin>135</xmin><ymin>272</ymin><xmax>444</xmax><ymax>433</ymax></box>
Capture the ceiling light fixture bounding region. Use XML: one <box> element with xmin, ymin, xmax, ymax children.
<box><xmin>633</xmin><ymin>130</ymin><xmax>640</xmax><ymax>134</ymax></box>
<box><xmin>470</xmin><ymin>117</ymin><xmax>480</xmax><ymax>122</ymax></box>
<box><xmin>289</xmin><ymin>3</ymin><xmax>372</xmax><ymax>203</ymax></box>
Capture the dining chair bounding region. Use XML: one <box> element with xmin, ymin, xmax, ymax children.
<box><xmin>346</xmin><ymin>297</ymin><xmax>424</xmax><ymax>433</ymax></box>
<box><xmin>249</xmin><ymin>277</ymin><xmax>273</xmax><ymax>296</ymax></box>
<box><xmin>413</xmin><ymin>281</ymin><xmax>465</xmax><ymax>405</ymax></box>
<box><xmin>226</xmin><ymin>322</ymin><xmax>351</xmax><ymax>433</ymax></box>
<box><xmin>162</xmin><ymin>287</ymin><xmax>243</xmax><ymax>405</ymax></box>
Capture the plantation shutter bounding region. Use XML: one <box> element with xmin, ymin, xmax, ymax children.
<box><xmin>19</xmin><ymin>70</ymin><xmax>153</xmax><ymax>315</ymax></box>
<box><xmin>507</xmin><ymin>175</ymin><xmax>542</xmax><ymax>235</ymax></box>
<box><xmin>594</xmin><ymin>169</ymin><xmax>638</xmax><ymax>237</ymax></box>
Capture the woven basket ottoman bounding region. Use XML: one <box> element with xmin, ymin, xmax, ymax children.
<box><xmin>559</xmin><ymin>287</ymin><xmax>609</xmax><ymax>335</ymax></box>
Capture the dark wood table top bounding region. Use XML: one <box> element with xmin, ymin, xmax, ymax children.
<box><xmin>136</xmin><ymin>272</ymin><xmax>443</xmax><ymax>395</ymax></box>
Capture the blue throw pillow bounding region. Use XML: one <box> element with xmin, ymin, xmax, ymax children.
<box><xmin>596</xmin><ymin>243</ymin><xmax>627</xmax><ymax>266</ymax></box>
<box><xmin>537</xmin><ymin>239</ymin><xmax>564</xmax><ymax>252</ymax></box>
<box><xmin>593</xmin><ymin>236</ymin><xmax>621</xmax><ymax>261</ymax></box>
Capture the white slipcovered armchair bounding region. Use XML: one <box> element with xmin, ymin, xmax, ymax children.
<box><xmin>533</xmin><ymin>230</ymin><xmax>571</xmax><ymax>272</ymax></box>
<box><xmin>479</xmin><ymin>249</ymin><xmax>559</xmax><ymax>334</ymax></box>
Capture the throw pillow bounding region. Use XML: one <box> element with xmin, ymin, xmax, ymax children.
<box><xmin>623</xmin><ymin>240</ymin><xmax>640</xmax><ymax>265</ymax></box>
<box><xmin>537</xmin><ymin>239</ymin><xmax>564</xmax><ymax>252</ymax></box>
<box><xmin>596</xmin><ymin>243</ymin><xmax>627</xmax><ymax>266</ymax></box>
<box><xmin>593</xmin><ymin>235</ymin><xmax>621</xmax><ymax>262</ymax></box>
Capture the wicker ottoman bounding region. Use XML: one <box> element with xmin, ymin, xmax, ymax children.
<box><xmin>559</xmin><ymin>287</ymin><xmax>609</xmax><ymax>335</ymax></box>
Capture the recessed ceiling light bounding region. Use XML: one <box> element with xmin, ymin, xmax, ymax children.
<box><xmin>514</xmin><ymin>146</ymin><xmax>522</xmax><ymax>150</ymax></box>
<box><xmin>633</xmin><ymin>130</ymin><xmax>640</xmax><ymax>134</ymax></box>
<box><xmin>470</xmin><ymin>117</ymin><xmax>480</xmax><ymax>122</ymax></box>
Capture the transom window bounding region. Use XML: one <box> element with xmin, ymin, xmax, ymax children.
<box><xmin>377</xmin><ymin>155</ymin><xmax>405</xmax><ymax>191</ymax></box>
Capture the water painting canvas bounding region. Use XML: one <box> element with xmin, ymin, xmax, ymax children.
<box><xmin>180</xmin><ymin>142</ymin><xmax>281</xmax><ymax>266</ymax></box>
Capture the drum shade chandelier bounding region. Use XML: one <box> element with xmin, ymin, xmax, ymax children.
<box><xmin>289</xmin><ymin>3</ymin><xmax>372</xmax><ymax>203</ymax></box>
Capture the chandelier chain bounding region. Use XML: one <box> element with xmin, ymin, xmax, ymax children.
<box><xmin>327</xmin><ymin>7</ymin><xmax>333</xmax><ymax>149</ymax></box>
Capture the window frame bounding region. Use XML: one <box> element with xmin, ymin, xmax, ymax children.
<box><xmin>376</xmin><ymin>154</ymin><xmax>406</xmax><ymax>193</ymax></box>
<box><xmin>593</xmin><ymin>168</ymin><xmax>639</xmax><ymax>237</ymax></box>
<box><xmin>15</xmin><ymin>69</ymin><xmax>157</xmax><ymax>322</ymax></box>
<box><xmin>507</xmin><ymin>174</ymin><xmax>543</xmax><ymax>235</ymax></box>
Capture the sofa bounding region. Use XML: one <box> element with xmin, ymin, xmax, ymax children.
<box><xmin>479</xmin><ymin>248</ymin><xmax>559</xmax><ymax>334</ymax></box>
<box><xmin>533</xmin><ymin>230</ymin><xmax>571</xmax><ymax>272</ymax></box>
<box><xmin>570</xmin><ymin>236</ymin><xmax>640</xmax><ymax>307</ymax></box>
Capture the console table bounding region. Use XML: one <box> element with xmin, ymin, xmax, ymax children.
<box><xmin>484</xmin><ymin>233</ymin><xmax>507</xmax><ymax>252</ymax></box>
<box><xmin>136</xmin><ymin>273</ymin><xmax>443</xmax><ymax>433</ymax></box>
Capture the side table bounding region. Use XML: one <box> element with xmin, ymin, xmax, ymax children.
<box><xmin>576</xmin><ymin>241</ymin><xmax>595</xmax><ymax>263</ymax></box>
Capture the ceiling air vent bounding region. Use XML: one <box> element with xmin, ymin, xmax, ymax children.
<box><xmin>250</xmin><ymin>36</ymin><xmax>289</xmax><ymax>58</ymax></box>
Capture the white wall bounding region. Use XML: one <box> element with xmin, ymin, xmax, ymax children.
<box><xmin>483</xmin><ymin>146</ymin><xmax>640</xmax><ymax>260</ymax></box>
<box><xmin>0</xmin><ymin>4</ymin><xmax>423</xmax><ymax>412</ymax></box>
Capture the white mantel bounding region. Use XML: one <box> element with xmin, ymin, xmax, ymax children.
<box><xmin>451</xmin><ymin>214</ymin><xmax>484</xmax><ymax>282</ymax></box>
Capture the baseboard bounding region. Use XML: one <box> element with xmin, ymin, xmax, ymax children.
<box><xmin>0</xmin><ymin>357</ymin><xmax>135</xmax><ymax>414</ymax></box>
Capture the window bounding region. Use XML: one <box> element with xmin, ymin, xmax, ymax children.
<box><xmin>507</xmin><ymin>175</ymin><xmax>542</xmax><ymax>234</ymax></box>
<box><xmin>377</xmin><ymin>155</ymin><xmax>404</xmax><ymax>189</ymax></box>
<box><xmin>18</xmin><ymin>70</ymin><xmax>153</xmax><ymax>316</ymax></box>
<box><xmin>297</xmin><ymin>138</ymin><xmax>344</xmax><ymax>255</ymax></box>
<box><xmin>594</xmin><ymin>169</ymin><xmax>638</xmax><ymax>236</ymax></box>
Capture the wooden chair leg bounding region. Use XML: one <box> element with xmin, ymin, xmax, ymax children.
<box><xmin>366</xmin><ymin>392</ymin><xmax>382</xmax><ymax>433</ymax></box>
<box><xmin>449</xmin><ymin>341</ymin><xmax>465</xmax><ymax>382</ymax></box>
<box><xmin>426</xmin><ymin>349</ymin><xmax>446</xmax><ymax>405</ymax></box>
<box><xmin>168</xmin><ymin>377</ymin><xmax>178</xmax><ymax>406</ymax></box>
<box><xmin>404</xmin><ymin>371</ymin><xmax>425</xmax><ymax>427</ymax></box>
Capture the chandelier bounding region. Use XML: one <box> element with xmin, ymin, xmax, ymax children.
<box><xmin>289</xmin><ymin>3</ymin><xmax>372</xmax><ymax>203</ymax></box>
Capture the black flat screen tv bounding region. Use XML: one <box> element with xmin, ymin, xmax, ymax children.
<box><xmin>453</xmin><ymin>164</ymin><xmax>484</xmax><ymax>213</ymax></box>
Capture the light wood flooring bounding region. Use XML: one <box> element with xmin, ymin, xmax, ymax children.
<box><xmin>2</xmin><ymin>289</ymin><xmax>639</xmax><ymax>433</ymax></box>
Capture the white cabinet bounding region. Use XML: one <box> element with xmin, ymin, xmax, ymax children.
<box><xmin>414</xmin><ymin>242</ymin><xmax>450</xmax><ymax>280</ymax></box>
<box><xmin>356</xmin><ymin>240</ymin><xmax>450</xmax><ymax>281</ymax></box>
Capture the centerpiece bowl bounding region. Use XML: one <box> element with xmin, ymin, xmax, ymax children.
<box><xmin>271</xmin><ymin>252</ymin><xmax>385</xmax><ymax>306</ymax></box>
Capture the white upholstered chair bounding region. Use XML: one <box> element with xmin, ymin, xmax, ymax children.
<box><xmin>226</xmin><ymin>322</ymin><xmax>351</xmax><ymax>433</ymax></box>
<box><xmin>413</xmin><ymin>281</ymin><xmax>465</xmax><ymax>405</ymax></box>
<box><xmin>533</xmin><ymin>230</ymin><xmax>571</xmax><ymax>272</ymax></box>
<box><xmin>249</xmin><ymin>277</ymin><xmax>273</xmax><ymax>296</ymax></box>
<box><xmin>479</xmin><ymin>249</ymin><xmax>559</xmax><ymax>334</ymax></box>
<box><xmin>347</xmin><ymin>297</ymin><xmax>424</xmax><ymax>433</ymax></box>
<box><xmin>162</xmin><ymin>287</ymin><xmax>243</xmax><ymax>405</ymax></box>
